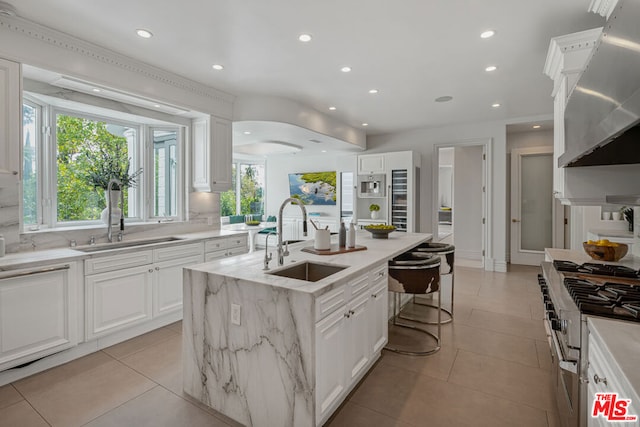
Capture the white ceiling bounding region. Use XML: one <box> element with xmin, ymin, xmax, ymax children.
<box><xmin>10</xmin><ymin>0</ymin><xmax>603</xmax><ymax>137</ymax></box>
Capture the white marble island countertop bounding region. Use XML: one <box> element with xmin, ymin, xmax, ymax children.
<box><xmin>187</xmin><ymin>231</ymin><xmax>432</xmax><ymax>297</ymax></box>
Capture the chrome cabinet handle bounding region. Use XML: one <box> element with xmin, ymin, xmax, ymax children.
<box><xmin>593</xmin><ymin>374</ymin><xmax>608</xmax><ymax>386</ymax></box>
<box><xmin>148</xmin><ymin>269</ymin><xmax>153</xmax><ymax>273</ymax></box>
<box><xmin>344</xmin><ymin>312</ymin><xmax>351</xmax><ymax>318</ymax></box>
<box><xmin>155</xmin><ymin>267</ymin><xmax>160</xmax><ymax>271</ymax></box>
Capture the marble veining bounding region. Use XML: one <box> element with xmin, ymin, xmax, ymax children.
<box><xmin>183</xmin><ymin>270</ymin><xmax>314</xmax><ymax>427</ymax></box>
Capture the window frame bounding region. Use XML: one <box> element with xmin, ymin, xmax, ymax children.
<box><xmin>21</xmin><ymin>96</ymin><xmax>186</xmax><ymax>231</ymax></box>
<box><xmin>22</xmin><ymin>97</ymin><xmax>43</xmax><ymax>228</ymax></box>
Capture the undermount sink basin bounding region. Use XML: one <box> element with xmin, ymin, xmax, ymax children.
<box><xmin>76</xmin><ymin>236</ymin><xmax>185</xmax><ymax>252</ymax></box>
<box><xmin>267</xmin><ymin>261</ymin><xmax>347</xmax><ymax>282</ymax></box>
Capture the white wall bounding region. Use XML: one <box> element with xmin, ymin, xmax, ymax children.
<box><xmin>367</xmin><ymin>120</ymin><xmax>508</xmax><ymax>271</ymax></box>
<box><xmin>265</xmin><ymin>154</ymin><xmax>347</xmax><ymax>219</ymax></box>
<box><xmin>453</xmin><ymin>146</ymin><xmax>484</xmax><ymax>260</ymax></box>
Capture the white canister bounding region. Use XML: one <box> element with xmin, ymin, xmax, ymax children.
<box><xmin>612</xmin><ymin>212</ymin><xmax>621</xmax><ymax>221</ymax></box>
<box><xmin>314</xmin><ymin>229</ymin><xmax>331</xmax><ymax>250</ymax></box>
<box><xmin>602</xmin><ymin>211</ymin><xmax>612</xmax><ymax>220</ymax></box>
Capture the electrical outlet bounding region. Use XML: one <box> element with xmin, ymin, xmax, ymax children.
<box><xmin>231</xmin><ymin>303</ymin><xmax>241</xmax><ymax>326</ymax></box>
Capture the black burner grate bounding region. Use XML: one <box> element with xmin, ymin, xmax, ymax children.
<box><xmin>564</xmin><ymin>278</ymin><xmax>640</xmax><ymax>321</ymax></box>
<box><xmin>554</xmin><ymin>260</ymin><xmax>640</xmax><ymax>278</ymax></box>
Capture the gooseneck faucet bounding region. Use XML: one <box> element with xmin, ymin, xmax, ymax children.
<box><xmin>263</xmin><ymin>231</ymin><xmax>276</xmax><ymax>270</ymax></box>
<box><xmin>277</xmin><ymin>198</ymin><xmax>307</xmax><ymax>266</ymax></box>
<box><xmin>107</xmin><ymin>178</ymin><xmax>125</xmax><ymax>243</ymax></box>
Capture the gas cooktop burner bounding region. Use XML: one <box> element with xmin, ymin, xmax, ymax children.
<box><xmin>564</xmin><ymin>278</ymin><xmax>640</xmax><ymax>322</ymax></box>
<box><xmin>553</xmin><ymin>260</ymin><xmax>640</xmax><ymax>278</ymax></box>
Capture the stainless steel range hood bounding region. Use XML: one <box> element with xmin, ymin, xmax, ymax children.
<box><xmin>561</xmin><ymin>0</ymin><xmax>640</xmax><ymax>167</ymax></box>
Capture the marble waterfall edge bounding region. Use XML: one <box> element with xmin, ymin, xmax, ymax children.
<box><xmin>183</xmin><ymin>269</ymin><xmax>315</xmax><ymax>427</ymax></box>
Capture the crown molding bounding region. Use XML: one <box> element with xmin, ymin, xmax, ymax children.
<box><xmin>0</xmin><ymin>15</ymin><xmax>234</xmax><ymax>110</ymax></box>
<box><xmin>588</xmin><ymin>0</ymin><xmax>620</xmax><ymax>19</ymax></box>
<box><xmin>544</xmin><ymin>27</ymin><xmax>602</xmax><ymax>94</ymax></box>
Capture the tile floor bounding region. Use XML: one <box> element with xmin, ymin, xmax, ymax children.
<box><xmin>0</xmin><ymin>264</ymin><xmax>558</xmax><ymax>427</ymax></box>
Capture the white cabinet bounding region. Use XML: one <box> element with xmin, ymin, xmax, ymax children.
<box><xmin>587</xmin><ymin>318</ymin><xmax>640</xmax><ymax>427</ymax></box>
<box><xmin>85</xmin><ymin>242</ymin><xmax>207</xmax><ymax>339</ymax></box>
<box><xmin>192</xmin><ymin>116</ymin><xmax>232</xmax><ymax>192</ymax></box>
<box><xmin>204</xmin><ymin>235</ymin><xmax>248</xmax><ymax>262</ymax></box>
<box><xmin>86</xmin><ymin>264</ymin><xmax>153</xmax><ymax>339</ymax></box>
<box><xmin>0</xmin><ymin>262</ymin><xmax>78</xmax><ymax>371</ymax></box>
<box><xmin>314</xmin><ymin>263</ymin><xmax>388</xmax><ymax>425</ymax></box>
<box><xmin>357</xmin><ymin>154</ymin><xmax>385</xmax><ymax>175</ymax></box>
<box><xmin>0</xmin><ymin>57</ymin><xmax>21</xmax><ymax>187</ymax></box>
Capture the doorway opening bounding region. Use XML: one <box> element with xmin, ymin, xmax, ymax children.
<box><xmin>433</xmin><ymin>141</ymin><xmax>490</xmax><ymax>269</ymax></box>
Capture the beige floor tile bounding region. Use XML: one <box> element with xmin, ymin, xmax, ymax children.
<box><xmin>380</xmin><ymin>345</ymin><xmax>458</xmax><ymax>382</ymax></box>
<box><xmin>103</xmin><ymin>326</ymin><xmax>178</xmax><ymax>360</ymax></box>
<box><xmin>547</xmin><ymin>409</ymin><xmax>561</xmax><ymax>427</ymax></box>
<box><xmin>438</xmin><ymin>322</ymin><xmax>540</xmax><ymax>367</ymax></box>
<box><xmin>463</xmin><ymin>309</ymin><xmax>547</xmax><ymax>341</ymax></box>
<box><xmin>349</xmin><ymin>362</ymin><xmax>548</xmax><ymax>427</ymax></box>
<box><xmin>166</xmin><ymin>320</ymin><xmax>183</xmax><ymax>334</ymax></box>
<box><xmin>326</xmin><ymin>401</ymin><xmax>413</xmax><ymax>427</ymax></box>
<box><xmin>448</xmin><ymin>349</ymin><xmax>556</xmax><ymax>412</ymax></box>
<box><xmin>454</xmin><ymin>291</ymin><xmax>536</xmax><ymax>320</ymax></box>
<box><xmin>0</xmin><ymin>384</ymin><xmax>23</xmax><ymax>410</ymax></box>
<box><xmin>120</xmin><ymin>332</ymin><xmax>183</xmax><ymax>395</ymax></box>
<box><xmin>535</xmin><ymin>339</ymin><xmax>553</xmax><ymax>371</ymax></box>
<box><xmin>13</xmin><ymin>352</ymin><xmax>113</xmax><ymax>395</ymax></box>
<box><xmin>84</xmin><ymin>386</ymin><xmax>228</xmax><ymax>427</ymax></box>
<box><xmin>0</xmin><ymin>401</ymin><xmax>48</xmax><ymax>427</ymax></box>
<box><xmin>13</xmin><ymin>355</ymin><xmax>155</xmax><ymax>427</ymax></box>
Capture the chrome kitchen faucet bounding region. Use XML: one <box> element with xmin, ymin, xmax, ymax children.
<box><xmin>277</xmin><ymin>198</ymin><xmax>307</xmax><ymax>266</ymax></box>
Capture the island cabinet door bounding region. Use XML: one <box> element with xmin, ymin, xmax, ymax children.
<box><xmin>369</xmin><ymin>280</ymin><xmax>389</xmax><ymax>354</ymax></box>
<box><xmin>346</xmin><ymin>292</ymin><xmax>371</xmax><ymax>382</ymax></box>
<box><xmin>315</xmin><ymin>306</ymin><xmax>348</xmax><ymax>424</ymax></box>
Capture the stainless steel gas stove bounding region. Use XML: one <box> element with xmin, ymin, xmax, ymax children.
<box><xmin>540</xmin><ymin>260</ymin><xmax>640</xmax><ymax>427</ymax></box>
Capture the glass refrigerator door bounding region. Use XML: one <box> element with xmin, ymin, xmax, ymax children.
<box><xmin>391</xmin><ymin>169</ymin><xmax>408</xmax><ymax>231</ymax></box>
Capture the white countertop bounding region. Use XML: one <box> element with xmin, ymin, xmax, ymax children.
<box><xmin>588</xmin><ymin>229</ymin><xmax>635</xmax><ymax>244</ymax></box>
<box><xmin>588</xmin><ymin>317</ymin><xmax>640</xmax><ymax>400</ymax></box>
<box><xmin>545</xmin><ymin>248</ymin><xmax>640</xmax><ymax>269</ymax></box>
<box><xmin>187</xmin><ymin>231</ymin><xmax>432</xmax><ymax>297</ymax></box>
<box><xmin>0</xmin><ymin>229</ymin><xmax>246</xmax><ymax>272</ymax></box>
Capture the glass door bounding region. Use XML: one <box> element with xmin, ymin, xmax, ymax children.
<box><xmin>391</xmin><ymin>169</ymin><xmax>408</xmax><ymax>232</ymax></box>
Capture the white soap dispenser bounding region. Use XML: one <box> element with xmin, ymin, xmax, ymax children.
<box><xmin>347</xmin><ymin>221</ymin><xmax>356</xmax><ymax>248</ymax></box>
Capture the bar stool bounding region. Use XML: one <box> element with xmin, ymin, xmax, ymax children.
<box><xmin>385</xmin><ymin>252</ymin><xmax>441</xmax><ymax>356</ymax></box>
<box><xmin>406</xmin><ymin>243</ymin><xmax>455</xmax><ymax>324</ymax></box>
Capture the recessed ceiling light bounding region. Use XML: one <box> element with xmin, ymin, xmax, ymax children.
<box><xmin>212</xmin><ymin>64</ymin><xmax>224</xmax><ymax>71</ymax></box>
<box><xmin>153</xmin><ymin>104</ymin><xmax>160</xmax><ymax>108</ymax></box>
<box><xmin>485</xmin><ymin>65</ymin><xmax>497</xmax><ymax>72</ymax></box>
<box><xmin>362</xmin><ymin>123</ymin><xmax>369</xmax><ymax>127</ymax></box>
<box><xmin>329</xmin><ymin>106</ymin><xmax>337</xmax><ymax>111</ymax></box>
<box><xmin>369</xmin><ymin>89</ymin><xmax>378</xmax><ymax>94</ymax></box>
<box><xmin>92</xmin><ymin>88</ymin><xmax>101</xmax><ymax>93</ymax></box>
<box><xmin>492</xmin><ymin>103</ymin><xmax>501</xmax><ymax>108</ymax></box>
<box><xmin>243</xmin><ymin>131</ymin><xmax>251</xmax><ymax>135</ymax></box>
<box><xmin>341</xmin><ymin>66</ymin><xmax>352</xmax><ymax>73</ymax></box>
<box><xmin>480</xmin><ymin>30</ymin><xmax>495</xmax><ymax>39</ymax></box>
<box><xmin>435</xmin><ymin>96</ymin><xmax>453</xmax><ymax>103</ymax></box>
<box><xmin>136</xmin><ymin>29</ymin><xmax>153</xmax><ymax>39</ymax></box>
<box><xmin>298</xmin><ymin>34</ymin><xmax>312</xmax><ymax>42</ymax></box>
<box><xmin>321</xmin><ymin>150</ymin><xmax>327</xmax><ymax>153</ymax></box>
<box><xmin>533</xmin><ymin>125</ymin><xmax>541</xmax><ymax>129</ymax></box>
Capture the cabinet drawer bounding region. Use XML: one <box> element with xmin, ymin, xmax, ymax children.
<box><xmin>154</xmin><ymin>242</ymin><xmax>203</xmax><ymax>263</ymax></box>
<box><xmin>227</xmin><ymin>235</ymin><xmax>248</xmax><ymax>249</ymax></box>
<box><xmin>316</xmin><ymin>285</ymin><xmax>347</xmax><ymax>322</ymax></box>
<box><xmin>205</xmin><ymin>238</ymin><xmax>226</xmax><ymax>253</ymax></box>
<box><xmin>85</xmin><ymin>250</ymin><xmax>153</xmax><ymax>275</ymax></box>
<box><xmin>205</xmin><ymin>250</ymin><xmax>227</xmax><ymax>262</ymax></box>
<box><xmin>371</xmin><ymin>264</ymin><xmax>388</xmax><ymax>286</ymax></box>
<box><xmin>349</xmin><ymin>274</ymin><xmax>370</xmax><ymax>299</ymax></box>
<box><xmin>226</xmin><ymin>247</ymin><xmax>247</xmax><ymax>257</ymax></box>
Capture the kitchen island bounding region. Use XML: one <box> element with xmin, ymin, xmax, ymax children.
<box><xmin>182</xmin><ymin>231</ymin><xmax>431</xmax><ymax>427</ymax></box>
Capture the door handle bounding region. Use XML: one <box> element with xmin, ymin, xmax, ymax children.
<box><xmin>512</xmin><ymin>219</ymin><xmax>520</xmax><ymax>223</ymax></box>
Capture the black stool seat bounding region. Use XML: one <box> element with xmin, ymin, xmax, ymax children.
<box><xmin>385</xmin><ymin>252</ymin><xmax>441</xmax><ymax>355</ymax></box>
<box><xmin>410</xmin><ymin>242</ymin><xmax>456</xmax><ymax>324</ymax></box>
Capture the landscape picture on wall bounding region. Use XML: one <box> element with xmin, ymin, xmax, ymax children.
<box><xmin>288</xmin><ymin>171</ymin><xmax>337</xmax><ymax>205</ymax></box>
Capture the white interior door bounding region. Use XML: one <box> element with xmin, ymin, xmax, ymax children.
<box><xmin>510</xmin><ymin>147</ymin><xmax>553</xmax><ymax>265</ymax></box>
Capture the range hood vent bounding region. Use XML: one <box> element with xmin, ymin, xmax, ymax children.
<box><xmin>561</xmin><ymin>0</ymin><xmax>640</xmax><ymax>167</ymax></box>
<box><xmin>606</xmin><ymin>194</ymin><xmax>640</xmax><ymax>206</ymax></box>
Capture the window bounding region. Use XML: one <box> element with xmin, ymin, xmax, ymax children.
<box><xmin>220</xmin><ymin>162</ymin><xmax>265</xmax><ymax>217</ymax></box>
<box><xmin>22</xmin><ymin>96</ymin><xmax>184</xmax><ymax>229</ymax></box>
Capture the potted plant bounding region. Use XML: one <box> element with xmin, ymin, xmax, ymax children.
<box><xmin>622</xmin><ymin>206</ymin><xmax>634</xmax><ymax>232</ymax></box>
<box><xmin>369</xmin><ymin>203</ymin><xmax>380</xmax><ymax>219</ymax></box>
<box><xmin>86</xmin><ymin>148</ymin><xmax>142</xmax><ymax>224</ymax></box>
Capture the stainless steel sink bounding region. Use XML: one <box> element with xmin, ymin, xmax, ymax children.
<box><xmin>266</xmin><ymin>261</ymin><xmax>347</xmax><ymax>282</ymax></box>
<box><xmin>75</xmin><ymin>236</ymin><xmax>185</xmax><ymax>252</ymax></box>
